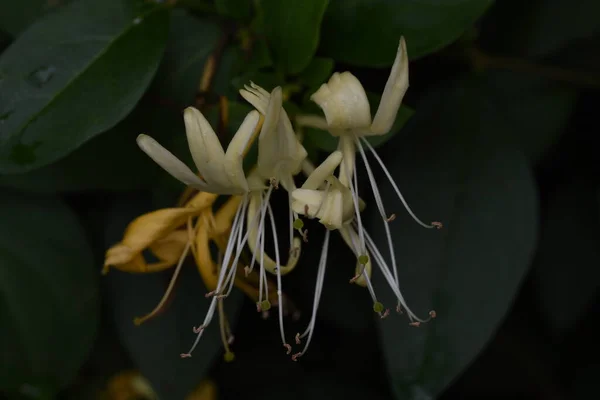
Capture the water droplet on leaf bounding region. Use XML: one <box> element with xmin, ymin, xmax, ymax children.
<box><xmin>27</xmin><ymin>66</ymin><xmax>56</xmax><ymax>88</ymax></box>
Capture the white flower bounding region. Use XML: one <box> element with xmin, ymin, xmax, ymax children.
<box><xmin>240</xmin><ymin>83</ymin><xmax>307</xmax><ymax>189</ymax></box>
<box><xmin>291</xmin><ymin>151</ymin><xmax>354</xmax><ymax>230</ymax></box>
<box><xmin>137</xmin><ymin>107</ymin><xmax>265</xmax><ymax>195</ymax></box>
<box><xmin>309</xmin><ymin>37</ymin><xmax>409</xmax><ymax>137</ymax></box>
<box><xmin>137</xmin><ymin>104</ymin><xmax>304</xmax><ymax>358</ymax></box>
<box><xmin>296</xmin><ymin>37</ymin><xmax>440</xmax><ymax>329</ymax></box>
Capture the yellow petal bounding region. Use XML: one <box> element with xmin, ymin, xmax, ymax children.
<box><xmin>186</xmin><ymin>380</ymin><xmax>217</xmax><ymax>400</ymax></box>
<box><xmin>104</xmin><ymin>193</ymin><xmax>216</xmax><ymax>274</ymax></box>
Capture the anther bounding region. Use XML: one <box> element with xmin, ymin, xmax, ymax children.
<box><xmin>301</xmin><ymin>230</ymin><xmax>309</xmax><ymax>243</ymax></box>
<box><xmin>386</xmin><ymin>213</ymin><xmax>396</xmax><ymax>222</ymax></box>
<box><xmin>291</xmin><ymin>352</ymin><xmax>302</xmax><ymax>362</ymax></box>
<box><xmin>358</xmin><ymin>254</ymin><xmax>369</xmax><ymax>265</ymax></box>
<box><xmin>205</xmin><ymin>291</ymin><xmax>216</xmax><ymax>298</ymax></box>
<box><xmin>293</xmin><ymin>218</ymin><xmax>304</xmax><ymax>230</ymax></box>
<box><xmin>295</xmin><ymin>333</ymin><xmax>301</xmax><ymax>345</ymax></box>
<box><xmin>431</xmin><ymin>221</ymin><xmax>443</xmax><ymax>229</ymax></box>
<box><xmin>380</xmin><ymin>308</ymin><xmax>390</xmax><ymax>319</ymax></box>
<box><xmin>269</xmin><ymin>177</ymin><xmax>279</xmax><ymax>189</ymax></box>
<box><xmin>396</xmin><ymin>304</ymin><xmax>404</xmax><ymax>314</ymax></box>
<box><xmin>244</xmin><ymin>266</ymin><xmax>251</xmax><ymax>277</ymax></box>
<box><xmin>193</xmin><ymin>325</ymin><xmax>204</xmax><ymax>334</ymax></box>
<box><xmin>409</xmin><ymin>321</ymin><xmax>421</xmax><ymax>327</ymax></box>
<box><xmin>283</xmin><ymin>343</ymin><xmax>292</xmax><ymax>354</ymax></box>
<box><xmin>180</xmin><ymin>353</ymin><xmax>192</xmax><ymax>358</ymax></box>
<box><xmin>260</xmin><ymin>300</ymin><xmax>271</xmax><ymax>311</ymax></box>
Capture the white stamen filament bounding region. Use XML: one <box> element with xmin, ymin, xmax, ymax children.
<box><xmin>360</xmin><ymin>137</ymin><xmax>438</xmax><ymax>229</ymax></box>
<box><xmin>292</xmin><ymin>229</ymin><xmax>330</xmax><ymax>361</ymax></box>
<box><xmin>354</xmin><ymin>137</ymin><xmax>400</xmax><ymax>288</ymax></box>
<box><xmin>266</xmin><ymin>201</ymin><xmax>289</xmax><ymax>350</ymax></box>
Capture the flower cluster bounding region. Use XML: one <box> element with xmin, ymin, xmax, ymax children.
<box><xmin>105</xmin><ymin>37</ymin><xmax>441</xmax><ymax>361</ymax></box>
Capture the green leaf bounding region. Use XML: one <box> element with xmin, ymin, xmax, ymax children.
<box><xmin>297</xmin><ymin>57</ymin><xmax>334</xmax><ymax>89</ymax></box>
<box><xmin>532</xmin><ymin>179</ymin><xmax>600</xmax><ymax>339</ymax></box>
<box><xmin>0</xmin><ymin>0</ymin><xmax>170</xmax><ymax>173</ymax></box>
<box><xmin>215</xmin><ymin>0</ymin><xmax>252</xmax><ymax>21</ymax></box>
<box><xmin>0</xmin><ymin>190</ymin><xmax>99</xmax><ymax>393</ymax></box>
<box><xmin>0</xmin><ymin>0</ymin><xmax>73</xmax><ymax>37</ymax></box>
<box><xmin>365</xmin><ymin>84</ymin><xmax>537</xmax><ymax>399</ymax></box>
<box><xmin>0</xmin><ymin>100</ymin><xmax>180</xmax><ymax>192</ymax></box>
<box><xmin>151</xmin><ymin>10</ymin><xmax>220</xmax><ymax>109</ymax></box>
<box><xmin>465</xmin><ymin>71</ymin><xmax>578</xmax><ymax>163</ymax></box>
<box><xmin>258</xmin><ymin>0</ymin><xmax>330</xmax><ymax>74</ymax></box>
<box><xmin>303</xmin><ymin>93</ymin><xmax>414</xmax><ymax>152</ymax></box>
<box><xmin>103</xmin><ymin>194</ymin><xmax>244</xmax><ymax>399</ymax></box>
<box><xmin>320</xmin><ymin>0</ymin><xmax>493</xmax><ymax>66</ymax></box>
<box><xmin>489</xmin><ymin>0</ymin><xmax>600</xmax><ymax>58</ymax></box>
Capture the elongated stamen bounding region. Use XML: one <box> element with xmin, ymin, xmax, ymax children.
<box><xmin>360</xmin><ymin>137</ymin><xmax>441</xmax><ymax>229</ymax></box>
<box><xmin>360</xmin><ymin>225</ymin><xmax>434</xmax><ymax>324</ymax></box>
<box><xmin>133</xmin><ymin>238</ymin><xmax>193</xmax><ymax>326</ymax></box>
<box><xmin>354</xmin><ymin>137</ymin><xmax>400</xmax><ymax>288</ymax></box>
<box><xmin>292</xmin><ymin>229</ymin><xmax>330</xmax><ymax>361</ymax></box>
<box><xmin>340</xmin><ymin>139</ymin><xmax>366</xmax><ymax>256</ymax></box>
<box><xmin>218</xmin><ymin>297</ymin><xmax>235</xmax><ymax>361</ymax></box>
<box><xmin>266</xmin><ymin>201</ymin><xmax>291</xmax><ymax>352</ymax></box>
<box><xmin>181</xmin><ymin>195</ymin><xmax>252</xmax><ymax>358</ymax></box>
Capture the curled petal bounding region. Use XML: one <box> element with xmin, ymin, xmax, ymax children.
<box><xmin>137</xmin><ymin>134</ymin><xmax>208</xmax><ymax>189</ymax></box>
<box><xmin>103</xmin><ymin>192</ymin><xmax>216</xmax><ymax>274</ymax></box>
<box><xmin>310</xmin><ymin>72</ymin><xmax>371</xmax><ymax>134</ymax></box>
<box><xmin>370</xmin><ymin>37</ymin><xmax>409</xmax><ymax>135</ymax></box>
<box><xmin>302</xmin><ymin>150</ymin><xmax>342</xmax><ymax>190</ymax></box>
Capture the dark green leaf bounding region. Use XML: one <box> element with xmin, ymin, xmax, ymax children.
<box><xmin>0</xmin><ymin>0</ymin><xmax>170</xmax><ymax>173</ymax></box>
<box><xmin>0</xmin><ymin>100</ymin><xmax>178</xmax><ymax>192</ymax></box>
<box><xmin>103</xmin><ymin>194</ymin><xmax>244</xmax><ymax>399</ymax></box>
<box><xmin>151</xmin><ymin>10</ymin><xmax>220</xmax><ymax>109</ymax></box>
<box><xmin>0</xmin><ymin>0</ymin><xmax>72</xmax><ymax>37</ymax></box>
<box><xmin>215</xmin><ymin>0</ymin><xmax>252</xmax><ymax>21</ymax></box>
<box><xmin>297</xmin><ymin>57</ymin><xmax>334</xmax><ymax>89</ymax></box>
<box><xmin>320</xmin><ymin>0</ymin><xmax>493</xmax><ymax>66</ymax></box>
<box><xmin>258</xmin><ymin>0</ymin><xmax>330</xmax><ymax>74</ymax></box>
<box><xmin>465</xmin><ymin>71</ymin><xmax>577</xmax><ymax>162</ymax></box>
<box><xmin>532</xmin><ymin>179</ymin><xmax>600</xmax><ymax>338</ymax></box>
<box><xmin>366</xmin><ymin>84</ymin><xmax>537</xmax><ymax>399</ymax></box>
<box><xmin>0</xmin><ymin>190</ymin><xmax>99</xmax><ymax>393</ymax></box>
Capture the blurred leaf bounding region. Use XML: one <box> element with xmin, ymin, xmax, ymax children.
<box><xmin>533</xmin><ymin>179</ymin><xmax>600</xmax><ymax>338</ymax></box>
<box><xmin>297</xmin><ymin>57</ymin><xmax>334</xmax><ymax>89</ymax></box>
<box><xmin>215</xmin><ymin>0</ymin><xmax>252</xmax><ymax>21</ymax></box>
<box><xmin>365</xmin><ymin>84</ymin><xmax>537</xmax><ymax>399</ymax></box>
<box><xmin>258</xmin><ymin>0</ymin><xmax>330</xmax><ymax>74</ymax></box>
<box><xmin>320</xmin><ymin>0</ymin><xmax>493</xmax><ymax>66</ymax></box>
<box><xmin>0</xmin><ymin>100</ymin><xmax>178</xmax><ymax>192</ymax></box>
<box><xmin>470</xmin><ymin>70</ymin><xmax>578</xmax><ymax>162</ymax></box>
<box><xmin>0</xmin><ymin>190</ymin><xmax>99</xmax><ymax>394</ymax></box>
<box><xmin>0</xmin><ymin>0</ymin><xmax>73</xmax><ymax>36</ymax></box>
<box><xmin>303</xmin><ymin>93</ymin><xmax>414</xmax><ymax>152</ymax></box>
<box><xmin>104</xmin><ymin>194</ymin><xmax>244</xmax><ymax>399</ymax></box>
<box><xmin>0</xmin><ymin>0</ymin><xmax>170</xmax><ymax>173</ymax></box>
<box><xmin>151</xmin><ymin>10</ymin><xmax>220</xmax><ymax>108</ymax></box>
<box><xmin>501</xmin><ymin>0</ymin><xmax>600</xmax><ymax>58</ymax></box>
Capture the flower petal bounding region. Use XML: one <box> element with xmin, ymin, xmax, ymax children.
<box><xmin>291</xmin><ymin>189</ymin><xmax>326</xmax><ymax>215</ymax></box>
<box><xmin>136</xmin><ymin>134</ymin><xmax>208</xmax><ymax>189</ymax></box>
<box><xmin>183</xmin><ymin>107</ymin><xmax>232</xmax><ymax>190</ymax></box>
<box><xmin>370</xmin><ymin>37</ymin><xmax>409</xmax><ymax>135</ymax></box>
<box><xmin>224</xmin><ymin>110</ymin><xmax>261</xmax><ymax>192</ymax></box>
<box><xmin>301</xmin><ymin>150</ymin><xmax>342</xmax><ymax>190</ymax></box>
<box><xmin>310</xmin><ymin>72</ymin><xmax>372</xmax><ymax>133</ymax></box>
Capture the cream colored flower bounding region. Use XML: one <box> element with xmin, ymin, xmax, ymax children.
<box><xmin>137</xmin><ymin>107</ymin><xmax>264</xmax><ymax>195</ymax></box>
